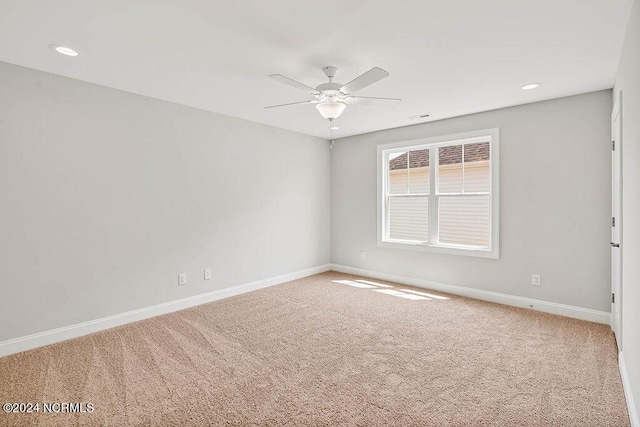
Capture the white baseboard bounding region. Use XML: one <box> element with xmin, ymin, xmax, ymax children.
<box><xmin>330</xmin><ymin>264</ymin><xmax>611</xmax><ymax>325</ymax></box>
<box><xmin>0</xmin><ymin>264</ymin><xmax>331</xmax><ymax>358</ymax></box>
<box><xmin>620</xmin><ymin>352</ymin><xmax>640</xmax><ymax>427</ymax></box>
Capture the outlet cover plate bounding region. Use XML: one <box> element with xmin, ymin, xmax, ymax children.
<box><xmin>531</xmin><ymin>274</ymin><xmax>541</xmax><ymax>286</ymax></box>
<box><xmin>178</xmin><ymin>273</ymin><xmax>187</xmax><ymax>286</ymax></box>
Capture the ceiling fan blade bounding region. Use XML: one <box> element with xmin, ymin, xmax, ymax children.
<box><xmin>264</xmin><ymin>100</ymin><xmax>316</xmax><ymax>109</ymax></box>
<box><xmin>340</xmin><ymin>67</ymin><xmax>390</xmax><ymax>94</ymax></box>
<box><xmin>269</xmin><ymin>74</ymin><xmax>320</xmax><ymax>94</ymax></box>
<box><xmin>347</xmin><ymin>96</ymin><xmax>402</xmax><ymax>105</ymax></box>
<box><xmin>349</xmin><ymin>96</ymin><xmax>401</xmax><ymax>101</ymax></box>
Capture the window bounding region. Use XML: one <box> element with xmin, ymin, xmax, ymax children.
<box><xmin>377</xmin><ymin>129</ymin><xmax>499</xmax><ymax>258</ymax></box>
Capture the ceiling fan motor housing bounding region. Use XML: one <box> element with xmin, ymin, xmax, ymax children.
<box><xmin>316</xmin><ymin>82</ymin><xmax>343</xmax><ymax>95</ymax></box>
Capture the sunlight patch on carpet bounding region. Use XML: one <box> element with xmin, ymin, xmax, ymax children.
<box><xmin>398</xmin><ymin>289</ymin><xmax>450</xmax><ymax>299</ymax></box>
<box><xmin>355</xmin><ymin>280</ymin><xmax>394</xmax><ymax>288</ymax></box>
<box><xmin>332</xmin><ymin>280</ymin><xmax>376</xmax><ymax>288</ymax></box>
<box><xmin>372</xmin><ymin>289</ymin><xmax>430</xmax><ymax>300</ymax></box>
<box><xmin>332</xmin><ymin>279</ymin><xmax>445</xmax><ymax>301</ymax></box>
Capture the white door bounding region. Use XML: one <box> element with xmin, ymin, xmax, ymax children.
<box><xmin>611</xmin><ymin>93</ymin><xmax>622</xmax><ymax>350</ymax></box>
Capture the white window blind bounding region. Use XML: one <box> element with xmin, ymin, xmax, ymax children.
<box><xmin>437</xmin><ymin>142</ymin><xmax>491</xmax><ymax>248</ymax></box>
<box><xmin>380</xmin><ymin>130</ymin><xmax>499</xmax><ymax>258</ymax></box>
<box><xmin>389</xmin><ymin>197</ymin><xmax>429</xmax><ymax>241</ymax></box>
<box><xmin>387</xmin><ymin>150</ymin><xmax>430</xmax><ymax>241</ymax></box>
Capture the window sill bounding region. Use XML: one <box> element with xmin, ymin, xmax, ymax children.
<box><xmin>378</xmin><ymin>240</ymin><xmax>499</xmax><ymax>259</ymax></box>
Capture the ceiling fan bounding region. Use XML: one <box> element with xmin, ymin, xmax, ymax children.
<box><xmin>265</xmin><ymin>66</ymin><xmax>401</xmax><ymax>122</ymax></box>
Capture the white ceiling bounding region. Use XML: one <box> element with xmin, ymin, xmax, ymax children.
<box><xmin>0</xmin><ymin>0</ymin><xmax>633</xmax><ymax>139</ymax></box>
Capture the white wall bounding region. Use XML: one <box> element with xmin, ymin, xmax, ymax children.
<box><xmin>615</xmin><ymin>0</ymin><xmax>640</xmax><ymax>422</ymax></box>
<box><xmin>0</xmin><ymin>61</ymin><xmax>330</xmax><ymax>341</ymax></box>
<box><xmin>332</xmin><ymin>90</ymin><xmax>612</xmax><ymax>312</ymax></box>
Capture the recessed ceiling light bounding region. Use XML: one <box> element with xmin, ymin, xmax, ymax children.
<box><xmin>51</xmin><ymin>45</ymin><xmax>79</xmax><ymax>57</ymax></box>
<box><xmin>330</xmin><ymin>126</ymin><xmax>339</xmax><ymax>130</ymax></box>
<box><xmin>522</xmin><ymin>83</ymin><xmax>541</xmax><ymax>90</ymax></box>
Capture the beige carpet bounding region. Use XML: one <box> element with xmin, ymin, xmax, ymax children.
<box><xmin>0</xmin><ymin>272</ymin><xmax>629</xmax><ymax>426</ymax></box>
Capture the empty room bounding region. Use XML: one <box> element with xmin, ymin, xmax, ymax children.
<box><xmin>0</xmin><ymin>0</ymin><xmax>639</xmax><ymax>426</ymax></box>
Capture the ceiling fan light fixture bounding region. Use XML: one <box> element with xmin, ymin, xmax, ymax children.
<box><xmin>267</xmin><ymin>66</ymin><xmax>397</xmax><ymax>126</ymax></box>
<box><xmin>316</xmin><ymin>102</ymin><xmax>346</xmax><ymax>120</ymax></box>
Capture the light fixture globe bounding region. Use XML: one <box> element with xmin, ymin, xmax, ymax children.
<box><xmin>316</xmin><ymin>102</ymin><xmax>346</xmax><ymax>120</ymax></box>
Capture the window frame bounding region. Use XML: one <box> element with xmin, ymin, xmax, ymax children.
<box><xmin>377</xmin><ymin>128</ymin><xmax>500</xmax><ymax>259</ymax></box>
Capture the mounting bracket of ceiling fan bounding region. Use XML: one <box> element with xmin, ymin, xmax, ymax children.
<box><xmin>265</xmin><ymin>65</ymin><xmax>401</xmax><ymax>121</ymax></box>
<box><xmin>322</xmin><ymin>66</ymin><xmax>338</xmax><ymax>81</ymax></box>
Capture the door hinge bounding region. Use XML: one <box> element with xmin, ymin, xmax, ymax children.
<box><xmin>612</xmin><ymin>293</ymin><xmax>615</xmax><ymax>303</ymax></box>
<box><xmin>612</xmin><ymin>217</ymin><xmax>616</xmax><ymax>227</ymax></box>
<box><xmin>612</xmin><ymin>140</ymin><xmax>615</xmax><ymax>151</ymax></box>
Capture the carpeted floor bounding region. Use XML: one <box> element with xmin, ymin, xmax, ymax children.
<box><xmin>0</xmin><ymin>272</ymin><xmax>629</xmax><ymax>426</ymax></box>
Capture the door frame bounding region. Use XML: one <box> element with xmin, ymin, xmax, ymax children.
<box><xmin>611</xmin><ymin>90</ymin><xmax>623</xmax><ymax>350</ymax></box>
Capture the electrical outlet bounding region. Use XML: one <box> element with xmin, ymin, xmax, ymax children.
<box><xmin>531</xmin><ymin>274</ymin><xmax>541</xmax><ymax>286</ymax></box>
<box><xmin>204</xmin><ymin>269</ymin><xmax>212</xmax><ymax>280</ymax></box>
<box><xmin>178</xmin><ymin>273</ymin><xmax>187</xmax><ymax>286</ymax></box>
<box><xmin>360</xmin><ymin>251</ymin><xmax>366</xmax><ymax>260</ymax></box>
